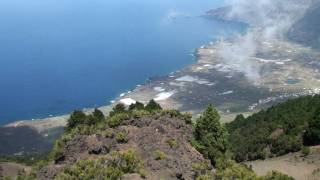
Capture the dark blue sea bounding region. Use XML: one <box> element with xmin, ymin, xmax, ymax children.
<box><xmin>0</xmin><ymin>0</ymin><xmax>246</xmax><ymax>124</ymax></box>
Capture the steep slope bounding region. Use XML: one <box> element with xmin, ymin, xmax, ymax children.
<box><xmin>35</xmin><ymin>112</ymin><xmax>207</xmax><ymax>180</ymax></box>
<box><xmin>227</xmin><ymin>95</ymin><xmax>320</xmax><ymax>162</ymax></box>
<box><xmin>3</xmin><ymin>102</ymin><xmax>299</xmax><ymax>180</ymax></box>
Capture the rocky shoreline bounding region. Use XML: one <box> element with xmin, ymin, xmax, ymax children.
<box><xmin>5</xmin><ymin>36</ymin><xmax>320</xmax><ymax>131</ymax></box>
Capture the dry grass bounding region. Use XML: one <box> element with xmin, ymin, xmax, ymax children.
<box><xmin>247</xmin><ymin>146</ymin><xmax>320</xmax><ymax>180</ymax></box>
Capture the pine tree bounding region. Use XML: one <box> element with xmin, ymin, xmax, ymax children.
<box><xmin>128</xmin><ymin>101</ymin><xmax>145</xmax><ymax>111</ymax></box>
<box><xmin>304</xmin><ymin>109</ymin><xmax>320</xmax><ymax>145</ymax></box>
<box><xmin>145</xmin><ymin>99</ymin><xmax>162</xmax><ymax>112</ymax></box>
<box><xmin>109</xmin><ymin>103</ymin><xmax>126</xmax><ymax>117</ymax></box>
<box><xmin>67</xmin><ymin>110</ymin><xmax>87</xmax><ymax>130</ymax></box>
<box><xmin>194</xmin><ymin>105</ymin><xmax>229</xmax><ymax>166</ymax></box>
<box><xmin>93</xmin><ymin>108</ymin><xmax>105</xmax><ymax>121</ymax></box>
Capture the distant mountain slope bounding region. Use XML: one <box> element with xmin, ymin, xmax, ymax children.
<box><xmin>227</xmin><ymin>95</ymin><xmax>320</xmax><ymax>162</ymax></box>
<box><xmin>287</xmin><ymin>1</ymin><xmax>320</xmax><ymax>48</ymax></box>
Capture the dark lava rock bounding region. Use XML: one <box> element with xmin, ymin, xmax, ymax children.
<box><xmin>88</xmin><ymin>144</ymin><xmax>109</xmax><ymax>155</ymax></box>
<box><xmin>36</xmin><ymin>113</ymin><xmax>209</xmax><ymax>179</ymax></box>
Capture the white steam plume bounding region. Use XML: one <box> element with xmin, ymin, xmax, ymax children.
<box><xmin>216</xmin><ymin>0</ymin><xmax>313</xmax><ymax>81</ymax></box>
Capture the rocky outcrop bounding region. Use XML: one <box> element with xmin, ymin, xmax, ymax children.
<box><xmin>37</xmin><ymin>114</ymin><xmax>208</xmax><ymax>179</ymax></box>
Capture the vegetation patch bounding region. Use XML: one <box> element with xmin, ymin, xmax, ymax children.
<box><xmin>154</xmin><ymin>150</ymin><xmax>166</xmax><ymax>161</ymax></box>
<box><xmin>56</xmin><ymin>150</ymin><xmax>145</xmax><ymax>180</ymax></box>
<box><xmin>116</xmin><ymin>132</ymin><xmax>128</xmax><ymax>143</ymax></box>
<box><xmin>166</xmin><ymin>138</ymin><xmax>178</xmax><ymax>148</ymax></box>
<box><xmin>227</xmin><ymin>95</ymin><xmax>320</xmax><ymax>162</ymax></box>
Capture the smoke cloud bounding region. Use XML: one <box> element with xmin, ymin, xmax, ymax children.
<box><xmin>216</xmin><ymin>0</ymin><xmax>313</xmax><ymax>81</ymax></box>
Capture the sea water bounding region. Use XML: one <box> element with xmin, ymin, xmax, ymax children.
<box><xmin>0</xmin><ymin>0</ymin><xmax>246</xmax><ymax>124</ymax></box>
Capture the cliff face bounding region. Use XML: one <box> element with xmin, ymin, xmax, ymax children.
<box><xmin>287</xmin><ymin>1</ymin><xmax>320</xmax><ymax>48</ymax></box>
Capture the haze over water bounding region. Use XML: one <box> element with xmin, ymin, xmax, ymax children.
<box><xmin>0</xmin><ymin>0</ymin><xmax>246</xmax><ymax>124</ymax></box>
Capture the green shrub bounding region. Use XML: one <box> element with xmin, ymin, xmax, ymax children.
<box><xmin>160</xmin><ymin>109</ymin><xmax>181</xmax><ymax>117</ymax></box>
<box><xmin>260</xmin><ymin>171</ymin><xmax>294</xmax><ymax>180</ymax></box>
<box><xmin>196</xmin><ymin>174</ymin><xmax>214</xmax><ymax>180</ymax></box>
<box><xmin>304</xmin><ymin>111</ymin><xmax>320</xmax><ymax>145</ymax></box>
<box><xmin>116</xmin><ymin>132</ymin><xmax>128</xmax><ymax>143</ymax></box>
<box><xmin>84</xmin><ymin>115</ymin><xmax>98</xmax><ymax>126</ymax></box>
<box><xmin>50</xmin><ymin>139</ymin><xmax>65</xmax><ymax>162</ymax></box>
<box><xmin>116</xmin><ymin>150</ymin><xmax>143</xmax><ymax>173</ymax></box>
<box><xmin>192</xmin><ymin>161</ymin><xmax>212</xmax><ymax>179</ymax></box>
<box><xmin>215</xmin><ymin>159</ymin><xmax>257</xmax><ymax>180</ymax></box>
<box><xmin>16</xmin><ymin>170</ymin><xmax>36</xmax><ymax>180</ymax></box>
<box><xmin>301</xmin><ymin>146</ymin><xmax>310</xmax><ymax>156</ymax></box>
<box><xmin>56</xmin><ymin>158</ymin><xmax>123</xmax><ymax>180</ymax></box>
<box><xmin>56</xmin><ymin>150</ymin><xmax>144</xmax><ymax>180</ymax></box>
<box><xmin>166</xmin><ymin>138</ymin><xmax>178</xmax><ymax>148</ymax></box>
<box><xmin>131</xmin><ymin>109</ymin><xmax>150</xmax><ymax>118</ymax></box>
<box><xmin>160</xmin><ymin>109</ymin><xmax>192</xmax><ymax>124</ymax></box>
<box><xmin>145</xmin><ymin>99</ymin><xmax>162</xmax><ymax>112</ymax></box>
<box><xmin>182</xmin><ymin>112</ymin><xmax>193</xmax><ymax>124</ymax></box>
<box><xmin>104</xmin><ymin>131</ymin><xmax>114</xmax><ymax>138</ymax></box>
<box><xmin>109</xmin><ymin>103</ymin><xmax>126</xmax><ymax>117</ymax></box>
<box><xmin>129</xmin><ymin>101</ymin><xmax>145</xmax><ymax>111</ymax></box>
<box><xmin>154</xmin><ymin>150</ymin><xmax>166</xmax><ymax>160</ymax></box>
<box><xmin>93</xmin><ymin>108</ymin><xmax>105</xmax><ymax>121</ymax></box>
<box><xmin>107</xmin><ymin>113</ymin><xmax>129</xmax><ymax>127</ymax></box>
<box><xmin>67</xmin><ymin>110</ymin><xmax>87</xmax><ymax>130</ymax></box>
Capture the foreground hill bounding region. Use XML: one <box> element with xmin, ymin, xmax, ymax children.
<box><xmin>39</xmin><ymin>112</ymin><xmax>204</xmax><ymax>179</ymax></box>
<box><xmin>7</xmin><ymin>101</ymin><xmax>296</xmax><ymax>180</ymax></box>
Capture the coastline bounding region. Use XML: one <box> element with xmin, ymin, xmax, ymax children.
<box><xmin>5</xmin><ymin>35</ymin><xmax>320</xmax><ymax>132</ymax></box>
<box><xmin>3</xmin><ymin>48</ymin><xmax>202</xmax><ymax>132</ymax></box>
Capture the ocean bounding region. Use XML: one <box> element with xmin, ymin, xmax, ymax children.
<box><xmin>0</xmin><ymin>0</ymin><xmax>246</xmax><ymax>124</ymax></box>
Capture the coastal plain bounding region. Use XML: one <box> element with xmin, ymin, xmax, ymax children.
<box><xmin>6</xmin><ymin>37</ymin><xmax>320</xmax><ymax>130</ymax></box>
<box><xmin>114</xmin><ymin>37</ymin><xmax>320</xmax><ymax>122</ymax></box>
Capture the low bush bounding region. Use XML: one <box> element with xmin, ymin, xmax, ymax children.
<box><xmin>301</xmin><ymin>146</ymin><xmax>311</xmax><ymax>156</ymax></box>
<box><xmin>116</xmin><ymin>132</ymin><xmax>128</xmax><ymax>143</ymax></box>
<box><xmin>166</xmin><ymin>138</ymin><xmax>178</xmax><ymax>148</ymax></box>
<box><xmin>56</xmin><ymin>150</ymin><xmax>145</xmax><ymax>179</ymax></box>
<box><xmin>261</xmin><ymin>171</ymin><xmax>294</xmax><ymax>180</ymax></box>
<box><xmin>107</xmin><ymin>113</ymin><xmax>129</xmax><ymax>128</ymax></box>
<box><xmin>192</xmin><ymin>161</ymin><xmax>212</xmax><ymax>179</ymax></box>
<box><xmin>154</xmin><ymin>150</ymin><xmax>166</xmax><ymax>160</ymax></box>
<box><xmin>131</xmin><ymin>109</ymin><xmax>150</xmax><ymax>118</ymax></box>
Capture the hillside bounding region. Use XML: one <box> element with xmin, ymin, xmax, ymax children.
<box><xmin>227</xmin><ymin>95</ymin><xmax>320</xmax><ymax>162</ymax></box>
<box><xmin>39</xmin><ymin>111</ymin><xmax>203</xmax><ymax>179</ymax></box>
<box><xmin>5</xmin><ymin>101</ymin><xmax>297</xmax><ymax>180</ymax></box>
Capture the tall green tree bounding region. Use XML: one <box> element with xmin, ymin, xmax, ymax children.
<box><xmin>304</xmin><ymin>109</ymin><xmax>320</xmax><ymax>145</ymax></box>
<box><xmin>145</xmin><ymin>99</ymin><xmax>162</xmax><ymax>112</ymax></box>
<box><xmin>110</xmin><ymin>103</ymin><xmax>126</xmax><ymax>117</ymax></box>
<box><xmin>194</xmin><ymin>105</ymin><xmax>229</xmax><ymax>166</ymax></box>
<box><xmin>93</xmin><ymin>108</ymin><xmax>105</xmax><ymax>121</ymax></box>
<box><xmin>67</xmin><ymin>110</ymin><xmax>87</xmax><ymax>130</ymax></box>
<box><xmin>128</xmin><ymin>101</ymin><xmax>145</xmax><ymax>111</ymax></box>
